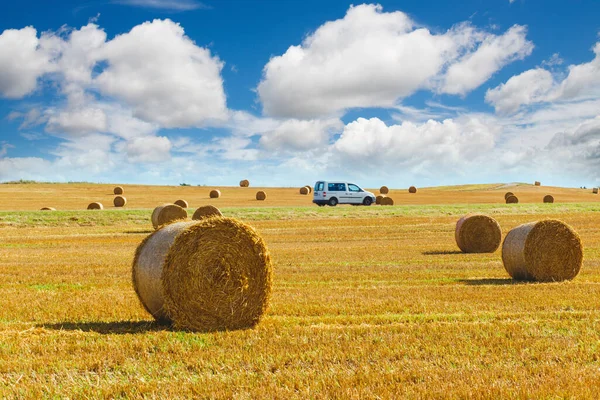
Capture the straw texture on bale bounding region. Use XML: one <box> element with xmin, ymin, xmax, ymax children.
<box><xmin>502</xmin><ymin>219</ymin><xmax>583</xmax><ymax>282</ymax></box>
<box><xmin>543</xmin><ymin>195</ymin><xmax>554</xmax><ymax>203</ymax></box>
<box><xmin>113</xmin><ymin>186</ymin><xmax>124</xmax><ymax>195</ymax></box>
<box><xmin>209</xmin><ymin>189</ymin><xmax>221</xmax><ymax>199</ymax></box>
<box><xmin>534</xmin><ymin>181</ymin><xmax>541</xmax><ymax>186</ymax></box>
<box><xmin>87</xmin><ymin>202</ymin><xmax>103</xmax><ymax>210</ymax></box>
<box><xmin>40</xmin><ymin>207</ymin><xmax>56</xmax><ymax>211</ymax></box>
<box><xmin>132</xmin><ymin>218</ymin><xmax>273</xmax><ymax>331</ymax></box>
<box><xmin>151</xmin><ymin>204</ymin><xmax>188</xmax><ymax>230</ymax></box>
<box><xmin>299</xmin><ymin>186</ymin><xmax>309</xmax><ymax>195</ymax></box>
<box><xmin>192</xmin><ymin>205</ymin><xmax>223</xmax><ymax>220</ymax></box>
<box><xmin>376</xmin><ymin>195</ymin><xmax>385</xmax><ymax>205</ymax></box>
<box><xmin>381</xmin><ymin>197</ymin><xmax>394</xmax><ymax>206</ymax></box>
<box><xmin>504</xmin><ymin>192</ymin><xmax>514</xmax><ymax>201</ymax></box>
<box><xmin>380</xmin><ymin>186</ymin><xmax>389</xmax><ymax>195</ymax></box>
<box><xmin>240</xmin><ymin>179</ymin><xmax>250</xmax><ymax>187</ymax></box>
<box><xmin>593</xmin><ymin>188</ymin><xmax>598</xmax><ymax>194</ymax></box>
<box><xmin>174</xmin><ymin>199</ymin><xmax>188</xmax><ymax>208</ymax></box>
<box><xmin>506</xmin><ymin>195</ymin><xmax>519</xmax><ymax>204</ymax></box>
<box><xmin>256</xmin><ymin>191</ymin><xmax>267</xmax><ymax>201</ymax></box>
<box><xmin>113</xmin><ymin>196</ymin><xmax>127</xmax><ymax>207</ymax></box>
<box><xmin>305</xmin><ymin>185</ymin><xmax>312</xmax><ymax>194</ymax></box>
<box><xmin>408</xmin><ymin>186</ymin><xmax>417</xmax><ymax>193</ymax></box>
<box><xmin>455</xmin><ymin>214</ymin><xmax>501</xmax><ymax>253</ymax></box>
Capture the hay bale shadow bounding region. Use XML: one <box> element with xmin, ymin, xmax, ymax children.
<box><xmin>459</xmin><ymin>278</ymin><xmax>523</xmax><ymax>286</ymax></box>
<box><xmin>39</xmin><ymin>320</ymin><xmax>169</xmax><ymax>334</ymax></box>
<box><xmin>422</xmin><ymin>250</ymin><xmax>463</xmax><ymax>255</ymax></box>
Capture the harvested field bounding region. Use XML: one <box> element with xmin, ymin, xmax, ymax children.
<box><xmin>1</xmin><ymin>183</ymin><xmax>600</xmax><ymax>398</ymax></box>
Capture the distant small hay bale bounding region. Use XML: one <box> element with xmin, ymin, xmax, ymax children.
<box><xmin>506</xmin><ymin>195</ymin><xmax>519</xmax><ymax>204</ymax></box>
<box><xmin>534</xmin><ymin>181</ymin><xmax>541</xmax><ymax>186</ymax></box>
<box><xmin>192</xmin><ymin>205</ymin><xmax>222</xmax><ymax>220</ymax></box>
<box><xmin>376</xmin><ymin>195</ymin><xmax>385</xmax><ymax>205</ymax></box>
<box><xmin>408</xmin><ymin>186</ymin><xmax>417</xmax><ymax>193</ymax></box>
<box><xmin>209</xmin><ymin>189</ymin><xmax>221</xmax><ymax>199</ymax></box>
<box><xmin>593</xmin><ymin>188</ymin><xmax>598</xmax><ymax>194</ymax></box>
<box><xmin>380</xmin><ymin>197</ymin><xmax>394</xmax><ymax>206</ymax></box>
<box><xmin>455</xmin><ymin>214</ymin><xmax>501</xmax><ymax>253</ymax></box>
<box><xmin>256</xmin><ymin>191</ymin><xmax>267</xmax><ymax>201</ymax></box>
<box><xmin>502</xmin><ymin>219</ymin><xmax>583</xmax><ymax>282</ymax></box>
<box><xmin>380</xmin><ymin>186</ymin><xmax>389</xmax><ymax>194</ymax></box>
<box><xmin>240</xmin><ymin>179</ymin><xmax>250</xmax><ymax>187</ymax></box>
<box><xmin>504</xmin><ymin>192</ymin><xmax>514</xmax><ymax>201</ymax></box>
<box><xmin>151</xmin><ymin>204</ymin><xmax>188</xmax><ymax>230</ymax></box>
<box><xmin>114</xmin><ymin>196</ymin><xmax>127</xmax><ymax>207</ymax></box>
<box><xmin>304</xmin><ymin>185</ymin><xmax>312</xmax><ymax>194</ymax></box>
<box><xmin>132</xmin><ymin>218</ymin><xmax>273</xmax><ymax>331</ymax></box>
<box><xmin>113</xmin><ymin>186</ymin><xmax>124</xmax><ymax>195</ymax></box>
<box><xmin>174</xmin><ymin>199</ymin><xmax>188</xmax><ymax>208</ymax></box>
<box><xmin>543</xmin><ymin>195</ymin><xmax>554</xmax><ymax>203</ymax></box>
<box><xmin>87</xmin><ymin>202</ymin><xmax>103</xmax><ymax>210</ymax></box>
<box><xmin>299</xmin><ymin>187</ymin><xmax>309</xmax><ymax>195</ymax></box>
<box><xmin>40</xmin><ymin>207</ymin><xmax>56</xmax><ymax>211</ymax></box>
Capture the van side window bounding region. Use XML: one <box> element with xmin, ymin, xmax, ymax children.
<box><xmin>316</xmin><ymin>182</ymin><xmax>324</xmax><ymax>191</ymax></box>
<box><xmin>348</xmin><ymin>184</ymin><xmax>361</xmax><ymax>192</ymax></box>
<box><xmin>328</xmin><ymin>183</ymin><xmax>336</xmax><ymax>191</ymax></box>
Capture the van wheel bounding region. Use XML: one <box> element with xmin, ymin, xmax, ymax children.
<box><xmin>363</xmin><ymin>197</ymin><xmax>373</xmax><ymax>206</ymax></box>
<box><xmin>328</xmin><ymin>197</ymin><xmax>338</xmax><ymax>207</ymax></box>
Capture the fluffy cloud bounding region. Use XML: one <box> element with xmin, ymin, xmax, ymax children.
<box><xmin>45</xmin><ymin>107</ymin><xmax>108</xmax><ymax>135</ymax></box>
<box><xmin>440</xmin><ymin>25</ymin><xmax>533</xmax><ymax>95</ymax></box>
<box><xmin>111</xmin><ymin>0</ymin><xmax>207</xmax><ymax>10</ymax></box>
<box><xmin>95</xmin><ymin>19</ymin><xmax>227</xmax><ymax>128</ymax></box>
<box><xmin>485</xmin><ymin>68</ymin><xmax>554</xmax><ymax>114</ymax></box>
<box><xmin>257</xmin><ymin>4</ymin><xmax>532</xmax><ymax>118</ymax></box>
<box><xmin>259</xmin><ymin>118</ymin><xmax>343</xmax><ymax>151</ymax></box>
<box><xmin>0</xmin><ymin>27</ymin><xmax>54</xmax><ymax>98</ymax></box>
<box><xmin>123</xmin><ymin>136</ymin><xmax>172</xmax><ymax>163</ymax></box>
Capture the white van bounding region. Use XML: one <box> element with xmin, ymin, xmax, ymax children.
<box><xmin>313</xmin><ymin>181</ymin><xmax>376</xmax><ymax>206</ymax></box>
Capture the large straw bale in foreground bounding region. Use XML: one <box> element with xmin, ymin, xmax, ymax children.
<box><xmin>209</xmin><ymin>189</ymin><xmax>221</xmax><ymax>199</ymax></box>
<box><xmin>114</xmin><ymin>186</ymin><xmax>124</xmax><ymax>195</ymax></box>
<box><xmin>192</xmin><ymin>205</ymin><xmax>222</xmax><ymax>220</ymax></box>
<box><xmin>240</xmin><ymin>180</ymin><xmax>250</xmax><ymax>187</ymax></box>
<box><xmin>455</xmin><ymin>214</ymin><xmax>501</xmax><ymax>253</ymax></box>
<box><xmin>502</xmin><ymin>220</ymin><xmax>583</xmax><ymax>282</ymax></box>
<box><xmin>174</xmin><ymin>199</ymin><xmax>188</xmax><ymax>208</ymax></box>
<box><xmin>381</xmin><ymin>197</ymin><xmax>394</xmax><ymax>206</ymax></box>
<box><xmin>151</xmin><ymin>204</ymin><xmax>188</xmax><ymax>229</ymax></box>
<box><xmin>114</xmin><ymin>196</ymin><xmax>127</xmax><ymax>207</ymax></box>
<box><xmin>408</xmin><ymin>186</ymin><xmax>417</xmax><ymax>193</ymax></box>
<box><xmin>504</xmin><ymin>192</ymin><xmax>514</xmax><ymax>201</ymax></box>
<box><xmin>506</xmin><ymin>195</ymin><xmax>518</xmax><ymax>204</ymax></box>
<box><xmin>543</xmin><ymin>195</ymin><xmax>554</xmax><ymax>203</ymax></box>
<box><xmin>132</xmin><ymin>218</ymin><xmax>273</xmax><ymax>331</ymax></box>
<box><xmin>380</xmin><ymin>186</ymin><xmax>389</xmax><ymax>195</ymax></box>
<box><xmin>256</xmin><ymin>191</ymin><xmax>267</xmax><ymax>201</ymax></box>
<box><xmin>87</xmin><ymin>202</ymin><xmax>103</xmax><ymax>210</ymax></box>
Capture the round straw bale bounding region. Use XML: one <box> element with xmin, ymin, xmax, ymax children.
<box><xmin>304</xmin><ymin>185</ymin><xmax>312</xmax><ymax>194</ymax></box>
<box><xmin>506</xmin><ymin>195</ymin><xmax>518</xmax><ymax>204</ymax></box>
<box><xmin>113</xmin><ymin>186</ymin><xmax>124</xmax><ymax>195</ymax></box>
<box><xmin>240</xmin><ymin>179</ymin><xmax>250</xmax><ymax>187</ymax></box>
<box><xmin>132</xmin><ymin>218</ymin><xmax>273</xmax><ymax>331</ymax></box>
<box><xmin>151</xmin><ymin>204</ymin><xmax>188</xmax><ymax>229</ymax></box>
<box><xmin>376</xmin><ymin>195</ymin><xmax>385</xmax><ymax>205</ymax></box>
<box><xmin>408</xmin><ymin>186</ymin><xmax>417</xmax><ymax>193</ymax></box>
<box><xmin>455</xmin><ymin>214</ymin><xmax>501</xmax><ymax>253</ymax></box>
<box><xmin>256</xmin><ymin>190</ymin><xmax>267</xmax><ymax>201</ymax></box>
<box><xmin>380</xmin><ymin>186</ymin><xmax>389</xmax><ymax>194</ymax></box>
<box><xmin>380</xmin><ymin>197</ymin><xmax>394</xmax><ymax>206</ymax></box>
<box><xmin>174</xmin><ymin>199</ymin><xmax>188</xmax><ymax>208</ymax></box>
<box><xmin>87</xmin><ymin>202</ymin><xmax>103</xmax><ymax>210</ymax></box>
<box><xmin>299</xmin><ymin>186</ymin><xmax>309</xmax><ymax>195</ymax></box>
<box><xmin>502</xmin><ymin>220</ymin><xmax>583</xmax><ymax>282</ymax></box>
<box><xmin>114</xmin><ymin>196</ymin><xmax>127</xmax><ymax>207</ymax></box>
<box><xmin>543</xmin><ymin>195</ymin><xmax>554</xmax><ymax>203</ymax></box>
<box><xmin>534</xmin><ymin>181</ymin><xmax>541</xmax><ymax>186</ymax></box>
<box><xmin>504</xmin><ymin>192</ymin><xmax>514</xmax><ymax>201</ymax></box>
<box><xmin>40</xmin><ymin>207</ymin><xmax>56</xmax><ymax>211</ymax></box>
<box><xmin>209</xmin><ymin>189</ymin><xmax>221</xmax><ymax>199</ymax></box>
<box><xmin>192</xmin><ymin>205</ymin><xmax>222</xmax><ymax>220</ymax></box>
<box><xmin>593</xmin><ymin>188</ymin><xmax>598</xmax><ymax>194</ymax></box>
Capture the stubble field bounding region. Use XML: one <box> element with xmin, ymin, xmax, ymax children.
<box><xmin>1</xmin><ymin>182</ymin><xmax>600</xmax><ymax>398</ymax></box>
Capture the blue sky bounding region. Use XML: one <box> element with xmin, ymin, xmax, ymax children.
<box><xmin>1</xmin><ymin>0</ymin><xmax>599</xmax><ymax>188</ymax></box>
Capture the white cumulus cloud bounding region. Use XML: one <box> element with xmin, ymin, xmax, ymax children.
<box><xmin>485</xmin><ymin>68</ymin><xmax>554</xmax><ymax>114</ymax></box>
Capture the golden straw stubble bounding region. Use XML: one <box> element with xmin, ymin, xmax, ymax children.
<box><xmin>192</xmin><ymin>205</ymin><xmax>222</xmax><ymax>220</ymax></box>
<box><xmin>162</xmin><ymin>217</ymin><xmax>273</xmax><ymax>331</ymax></box>
<box><xmin>455</xmin><ymin>214</ymin><xmax>501</xmax><ymax>253</ymax></box>
<box><xmin>502</xmin><ymin>219</ymin><xmax>583</xmax><ymax>282</ymax></box>
<box><xmin>151</xmin><ymin>204</ymin><xmax>188</xmax><ymax>229</ymax></box>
